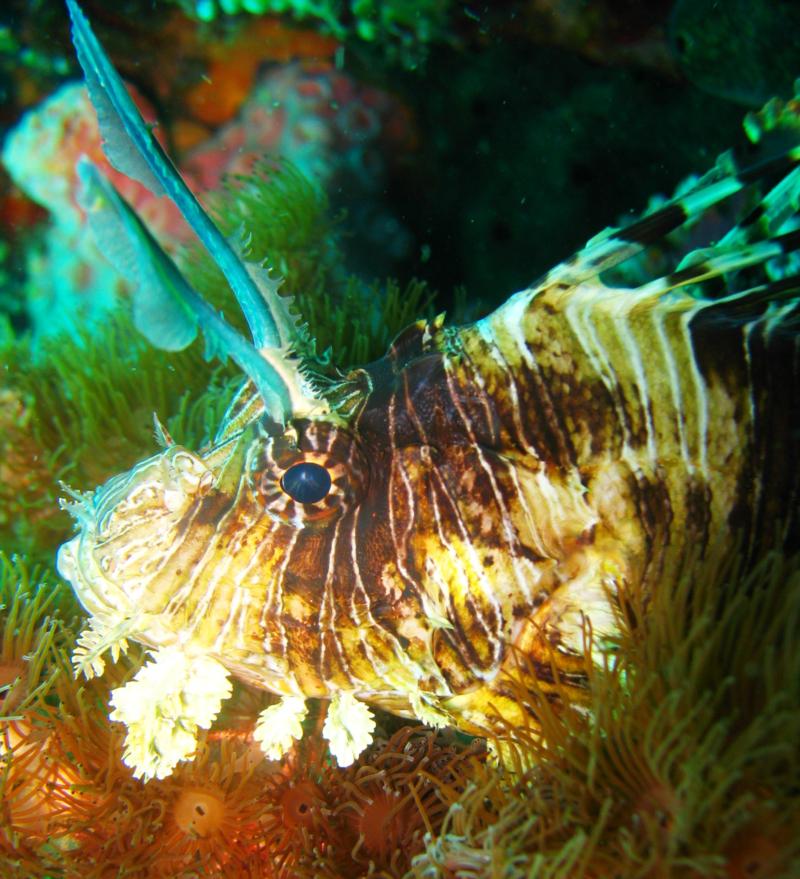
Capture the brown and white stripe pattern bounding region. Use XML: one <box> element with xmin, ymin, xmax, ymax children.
<box><xmin>59</xmin><ymin>136</ymin><xmax>800</xmax><ymax>740</ymax></box>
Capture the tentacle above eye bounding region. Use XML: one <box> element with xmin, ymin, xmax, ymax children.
<box><xmin>66</xmin><ymin>0</ymin><xmax>327</xmax><ymax>425</ymax></box>
<box><xmin>76</xmin><ymin>158</ymin><xmax>300</xmax><ymax>425</ymax></box>
<box><xmin>65</xmin><ymin>0</ymin><xmax>280</xmax><ymax>350</ymax></box>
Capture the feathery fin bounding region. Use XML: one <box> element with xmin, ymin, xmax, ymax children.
<box><xmin>65</xmin><ymin>0</ymin><xmax>283</xmax><ymax>352</ymax></box>
<box><xmin>76</xmin><ymin>157</ymin><xmax>292</xmax><ymax>423</ymax></box>
<box><xmin>546</xmin><ymin>144</ymin><xmax>800</xmax><ymax>290</ymax></box>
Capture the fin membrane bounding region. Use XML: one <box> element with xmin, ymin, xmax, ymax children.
<box><xmin>66</xmin><ymin>0</ymin><xmax>282</xmax><ymax>351</ymax></box>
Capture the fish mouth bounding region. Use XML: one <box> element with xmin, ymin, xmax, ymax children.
<box><xmin>55</xmin><ymin>467</ymin><xmax>155</xmax><ymax>619</ymax></box>
<box><xmin>56</xmin><ymin>530</ymin><xmax>134</xmax><ymax>619</ymax></box>
<box><xmin>56</xmin><ymin>445</ymin><xmax>218</xmax><ymax>620</ymax></box>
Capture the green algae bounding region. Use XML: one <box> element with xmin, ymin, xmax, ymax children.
<box><xmin>174</xmin><ymin>0</ymin><xmax>452</xmax><ymax>67</ymax></box>
<box><xmin>0</xmin><ymin>159</ymin><xmax>435</xmax><ymax>569</ymax></box>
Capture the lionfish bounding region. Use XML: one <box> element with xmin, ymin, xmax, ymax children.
<box><xmin>57</xmin><ymin>0</ymin><xmax>799</xmax><ymax>779</ymax></box>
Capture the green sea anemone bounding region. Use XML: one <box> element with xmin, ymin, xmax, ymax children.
<box><xmin>0</xmin><ymin>553</ymin><xmax>70</xmax><ymax>715</ymax></box>
<box><xmin>410</xmin><ymin>545</ymin><xmax>800</xmax><ymax>879</ymax></box>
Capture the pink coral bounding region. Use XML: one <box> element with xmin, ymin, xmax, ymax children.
<box><xmin>184</xmin><ymin>61</ymin><xmax>415</xmax><ymax>193</ymax></box>
<box><xmin>2</xmin><ymin>82</ymin><xmax>186</xmax><ymax>241</ymax></box>
<box><xmin>1</xmin><ymin>60</ymin><xmax>413</xmax><ymax>341</ymax></box>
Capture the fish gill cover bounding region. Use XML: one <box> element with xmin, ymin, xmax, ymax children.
<box><xmin>0</xmin><ymin>1</ymin><xmax>799</xmax><ymax>877</ymax></box>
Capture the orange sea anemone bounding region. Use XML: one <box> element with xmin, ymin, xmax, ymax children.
<box><xmin>144</xmin><ymin>735</ymin><xmax>281</xmax><ymax>877</ymax></box>
<box><xmin>0</xmin><ymin>701</ymin><xmax>110</xmax><ymax>878</ymax></box>
<box><xmin>247</xmin><ymin>728</ymin><xmax>336</xmax><ymax>878</ymax></box>
<box><xmin>323</xmin><ymin>726</ymin><xmax>484</xmax><ymax>879</ymax></box>
<box><xmin>20</xmin><ymin>720</ymin><xmax>286</xmax><ymax>879</ymax></box>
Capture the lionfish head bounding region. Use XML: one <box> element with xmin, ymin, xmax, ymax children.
<box><xmin>57</xmin><ymin>443</ymin><xmax>221</xmax><ymax>623</ymax></box>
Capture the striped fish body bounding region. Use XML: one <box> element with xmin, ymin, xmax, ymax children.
<box><xmin>55</xmin><ymin>69</ymin><xmax>800</xmax><ymax>739</ymax></box>
<box><xmin>59</xmin><ymin>258</ymin><xmax>799</xmax><ymax>739</ymax></box>
<box><xmin>55</xmin><ymin>1</ymin><xmax>800</xmax><ymax>771</ymax></box>
<box><xmin>330</xmin><ymin>271</ymin><xmax>799</xmax><ymax>730</ymax></box>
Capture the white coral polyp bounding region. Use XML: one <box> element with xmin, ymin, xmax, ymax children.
<box><xmin>109</xmin><ymin>645</ymin><xmax>232</xmax><ymax>780</ymax></box>
<box><xmin>322</xmin><ymin>691</ymin><xmax>375</xmax><ymax>766</ymax></box>
<box><xmin>253</xmin><ymin>695</ymin><xmax>308</xmax><ymax>760</ymax></box>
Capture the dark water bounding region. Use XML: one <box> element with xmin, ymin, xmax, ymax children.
<box><xmin>0</xmin><ymin>0</ymin><xmax>745</xmax><ymax>331</ymax></box>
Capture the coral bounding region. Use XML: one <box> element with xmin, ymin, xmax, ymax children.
<box><xmin>244</xmin><ymin>724</ymin><xmax>481</xmax><ymax>879</ymax></box>
<box><xmin>2</xmin><ymin>61</ymin><xmax>415</xmax><ymax>341</ymax></box>
<box><xmin>182</xmin><ymin>17</ymin><xmax>338</xmax><ymax>127</ymax></box>
<box><xmin>2</xmin><ymin>683</ymin><xmax>481</xmax><ymax>879</ymax></box>
<box><xmin>0</xmin><ymin>558</ymin><xmax>86</xmax><ymax>876</ymax></box>
<box><xmin>1</xmin><ymin>81</ymin><xmax>183</xmax><ymax>235</ymax></box>
<box><xmin>324</xmin><ymin>726</ymin><xmax>483</xmax><ymax>878</ymax></box>
<box><xmin>1</xmin><ymin>82</ymin><xmax>189</xmax><ymax>341</ymax></box>
<box><xmin>1</xmin><ymin>711</ymin><xmax>94</xmax><ymax>854</ymax></box>
<box><xmin>59</xmin><ymin>733</ymin><xmax>282</xmax><ymax>878</ymax></box>
<box><xmin>0</xmin><ymin>184</ymin><xmax>47</xmax><ymax>239</ymax></box>
<box><xmin>171</xmin><ymin>0</ymin><xmax>453</xmax><ymax>68</ymax></box>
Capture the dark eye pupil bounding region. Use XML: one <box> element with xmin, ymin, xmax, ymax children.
<box><xmin>281</xmin><ymin>462</ymin><xmax>332</xmax><ymax>504</ymax></box>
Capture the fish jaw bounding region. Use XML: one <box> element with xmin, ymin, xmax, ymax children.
<box><xmin>57</xmin><ymin>444</ymin><xmax>217</xmax><ymax>622</ymax></box>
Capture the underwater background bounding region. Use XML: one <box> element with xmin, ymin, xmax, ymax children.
<box><xmin>0</xmin><ymin>0</ymin><xmax>798</xmax><ymax>877</ymax></box>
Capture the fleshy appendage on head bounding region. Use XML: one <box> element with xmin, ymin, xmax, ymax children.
<box><xmin>56</xmin><ymin>441</ymin><xmax>242</xmax><ymax>782</ymax></box>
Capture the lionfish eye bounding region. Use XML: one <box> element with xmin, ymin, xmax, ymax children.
<box><xmin>280</xmin><ymin>462</ymin><xmax>332</xmax><ymax>504</ymax></box>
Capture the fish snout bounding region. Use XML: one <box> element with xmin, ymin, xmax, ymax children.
<box><xmin>57</xmin><ymin>447</ymin><xmax>215</xmax><ymax>616</ymax></box>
